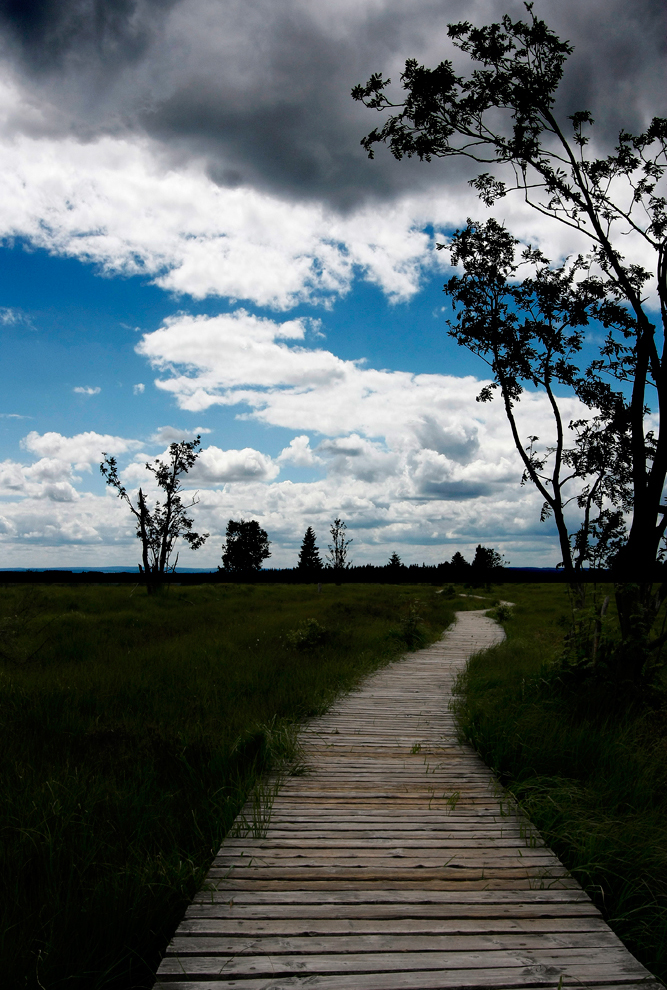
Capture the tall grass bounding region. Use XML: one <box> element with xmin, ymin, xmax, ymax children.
<box><xmin>452</xmin><ymin>583</ymin><xmax>667</xmax><ymax>982</ymax></box>
<box><xmin>0</xmin><ymin>581</ymin><xmax>456</xmax><ymax>990</ymax></box>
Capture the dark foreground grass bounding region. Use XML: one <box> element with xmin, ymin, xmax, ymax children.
<box><xmin>0</xmin><ymin>581</ymin><xmax>458</xmax><ymax>990</ymax></box>
<box><xmin>453</xmin><ymin>583</ymin><xmax>667</xmax><ymax>983</ymax></box>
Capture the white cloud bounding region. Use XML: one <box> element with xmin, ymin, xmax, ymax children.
<box><xmin>278</xmin><ymin>435</ymin><xmax>322</xmax><ymax>468</ymax></box>
<box><xmin>0</xmin><ymin>457</ymin><xmax>78</xmax><ymax>502</ymax></box>
<box><xmin>192</xmin><ymin>446</ymin><xmax>279</xmax><ymax>484</ymax></box>
<box><xmin>0</xmin><ymin>103</ymin><xmax>442</xmax><ymax>310</ymax></box>
<box><xmin>21</xmin><ymin>430</ymin><xmax>141</xmax><ymax>471</ymax></box>
<box><xmin>121</xmin><ymin>444</ymin><xmax>279</xmax><ymax>487</ymax></box>
<box><xmin>136</xmin><ymin>311</ymin><xmax>586</xmax><ymax>469</ymax></box>
<box><xmin>133</xmin><ymin>383</ymin><xmax>145</xmax><ymax>394</ymax></box>
<box><xmin>0</xmin><ymin>74</ymin><xmax>616</xmax><ymax>313</ymax></box>
<box><xmin>0</xmin><ymin>306</ymin><xmax>31</xmax><ymax>326</ymax></box>
<box><xmin>317</xmin><ymin>435</ymin><xmax>400</xmax><ymax>483</ymax></box>
<box><xmin>73</xmin><ymin>386</ymin><xmax>101</xmax><ymax>396</ymax></box>
<box><xmin>149</xmin><ymin>425</ymin><xmax>212</xmax><ymax>444</ymax></box>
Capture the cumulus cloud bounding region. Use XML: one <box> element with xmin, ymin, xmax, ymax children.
<box><xmin>121</xmin><ymin>443</ymin><xmax>279</xmax><ymax>486</ymax></box>
<box><xmin>0</xmin><ymin>116</ymin><xmax>445</xmax><ymax>307</ymax></box>
<box><xmin>73</xmin><ymin>385</ymin><xmax>101</xmax><ymax>395</ymax></box>
<box><xmin>21</xmin><ymin>430</ymin><xmax>141</xmax><ymax>470</ymax></box>
<box><xmin>133</xmin><ymin>383</ymin><xmax>145</xmax><ymax>394</ymax></box>
<box><xmin>0</xmin><ymin>456</ymin><xmax>78</xmax><ymax>502</ymax></box>
<box><xmin>135</xmin><ymin>307</ymin><xmax>589</xmax><ymax>543</ymax></box>
<box><xmin>278</xmin><ymin>435</ymin><xmax>322</xmax><ymax>468</ymax></box>
<box><xmin>192</xmin><ymin>446</ymin><xmax>279</xmax><ymax>484</ymax></box>
<box><xmin>317</xmin><ymin>435</ymin><xmax>400</xmax><ymax>484</ymax></box>
<box><xmin>137</xmin><ymin>310</ymin><xmax>585</xmax><ymax>460</ymax></box>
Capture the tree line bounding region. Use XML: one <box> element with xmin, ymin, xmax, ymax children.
<box><xmin>100</xmin><ymin>442</ymin><xmax>503</xmax><ymax>590</ymax></box>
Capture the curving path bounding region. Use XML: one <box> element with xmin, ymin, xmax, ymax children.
<box><xmin>154</xmin><ymin>610</ymin><xmax>659</xmax><ymax>989</ymax></box>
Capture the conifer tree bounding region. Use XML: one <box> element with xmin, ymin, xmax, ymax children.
<box><xmin>297</xmin><ymin>527</ymin><xmax>322</xmax><ymax>570</ymax></box>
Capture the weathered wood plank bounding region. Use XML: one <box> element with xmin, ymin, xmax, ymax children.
<box><xmin>190</xmin><ymin>888</ymin><xmax>594</xmax><ymax>908</ymax></box>
<box><xmin>176</xmin><ymin>917</ymin><xmax>610</xmax><ymax>936</ymax></box>
<box><xmin>165</xmin><ymin>931</ymin><xmax>624</xmax><ymax>954</ymax></box>
<box><xmin>154</xmin><ymin>976</ymin><xmax>658</xmax><ymax>990</ymax></box>
<box><xmin>157</xmin><ymin>945</ymin><xmax>650</xmax><ymax>977</ymax></box>
<box><xmin>153</xmin><ymin>611</ymin><xmax>657</xmax><ymax>989</ymax></box>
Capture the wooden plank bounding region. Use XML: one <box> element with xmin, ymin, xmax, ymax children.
<box><xmin>157</xmin><ymin>945</ymin><xmax>651</xmax><ymax>977</ymax></box>
<box><xmin>158</xmin><ymin>978</ymin><xmax>659</xmax><ymax>990</ymax></box>
<box><xmin>190</xmin><ymin>887</ymin><xmax>594</xmax><ymax>905</ymax></box>
<box><xmin>176</xmin><ymin>917</ymin><xmax>610</xmax><ymax>936</ymax></box>
<box><xmin>211</xmin><ymin>879</ymin><xmax>579</xmax><ymax>891</ymax></box>
<box><xmin>165</xmin><ymin>931</ymin><xmax>624</xmax><ymax>954</ymax></box>
<box><xmin>153</xmin><ymin>611</ymin><xmax>656</xmax><ymax>989</ymax></box>
<box><xmin>186</xmin><ymin>904</ymin><xmax>601</xmax><ymax>921</ymax></box>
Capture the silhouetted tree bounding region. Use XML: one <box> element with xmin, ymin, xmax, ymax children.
<box><xmin>326</xmin><ymin>518</ymin><xmax>352</xmax><ymax>570</ymax></box>
<box><xmin>297</xmin><ymin>527</ymin><xmax>322</xmax><ymax>571</ymax></box>
<box><xmin>354</xmin><ymin>5</ymin><xmax>667</xmax><ymax>673</ymax></box>
<box><xmin>471</xmin><ymin>545</ymin><xmax>506</xmax><ymax>585</ymax></box>
<box><xmin>443</xmin><ymin>219</ymin><xmax>632</xmax><ymax>579</ymax></box>
<box><xmin>221</xmin><ymin>519</ymin><xmax>271</xmax><ymax>572</ymax></box>
<box><xmin>101</xmin><ymin>437</ymin><xmax>208</xmax><ymax>593</ymax></box>
<box><xmin>387</xmin><ymin>551</ymin><xmax>404</xmax><ymax>568</ymax></box>
<box><xmin>450</xmin><ymin>552</ymin><xmax>469</xmax><ymax>572</ymax></box>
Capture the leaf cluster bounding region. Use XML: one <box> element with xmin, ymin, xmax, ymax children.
<box><xmin>221</xmin><ymin>519</ymin><xmax>272</xmax><ymax>572</ymax></box>
<box><xmin>100</xmin><ymin>438</ymin><xmax>208</xmax><ymax>580</ymax></box>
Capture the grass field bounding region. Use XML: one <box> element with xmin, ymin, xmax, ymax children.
<box><xmin>0</xmin><ymin>580</ymin><xmax>459</xmax><ymax>990</ymax></box>
<box><xmin>453</xmin><ymin>583</ymin><xmax>667</xmax><ymax>983</ymax></box>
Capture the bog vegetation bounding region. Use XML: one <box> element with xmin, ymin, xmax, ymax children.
<box><xmin>453</xmin><ymin>583</ymin><xmax>667</xmax><ymax>982</ymax></box>
<box><xmin>0</xmin><ymin>580</ymin><xmax>458</xmax><ymax>990</ymax></box>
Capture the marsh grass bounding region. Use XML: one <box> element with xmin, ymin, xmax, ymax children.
<box><xmin>452</xmin><ymin>583</ymin><xmax>667</xmax><ymax>982</ymax></box>
<box><xmin>0</xmin><ymin>581</ymin><xmax>457</xmax><ymax>990</ymax></box>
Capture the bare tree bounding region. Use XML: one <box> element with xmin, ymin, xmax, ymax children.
<box><xmin>326</xmin><ymin>518</ymin><xmax>352</xmax><ymax>570</ymax></box>
<box><xmin>101</xmin><ymin>437</ymin><xmax>208</xmax><ymax>593</ymax></box>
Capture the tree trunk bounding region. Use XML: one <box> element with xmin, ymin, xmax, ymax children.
<box><xmin>612</xmin><ymin>582</ymin><xmax>665</xmax><ymax>680</ymax></box>
<box><xmin>138</xmin><ymin>489</ymin><xmax>157</xmax><ymax>594</ymax></box>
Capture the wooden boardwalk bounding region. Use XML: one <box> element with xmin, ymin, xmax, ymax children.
<box><xmin>155</xmin><ymin>610</ymin><xmax>660</xmax><ymax>989</ymax></box>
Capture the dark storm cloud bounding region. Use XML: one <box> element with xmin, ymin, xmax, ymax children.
<box><xmin>0</xmin><ymin>0</ymin><xmax>664</xmax><ymax>208</ymax></box>
<box><xmin>0</xmin><ymin>0</ymin><xmax>178</xmax><ymax>71</ymax></box>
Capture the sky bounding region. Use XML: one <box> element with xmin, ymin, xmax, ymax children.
<box><xmin>0</xmin><ymin>0</ymin><xmax>663</xmax><ymax>570</ymax></box>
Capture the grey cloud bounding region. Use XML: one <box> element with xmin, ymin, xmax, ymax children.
<box><xmin>417</xmin><ymin>479</ymin><xmax>492</xmax><ymax>500</ymax></box>
<box><xmin>317</xmin><ymin>436</ymin><xmax>400</xmax><ymax>483</ymax></box>
<box><xmin>414</xmin><ymin>417</ymin><xmax>479</xmax><ymax>464</ymax></box>
<box><xmin>0</xmin><ymin>0</ymin><xmax>663</xmax><ymax>209</ymax></box>
<box><xmin>0</xmin><ymin>0</ymin><xmax>177</xmax><ymax>73</ymax></box>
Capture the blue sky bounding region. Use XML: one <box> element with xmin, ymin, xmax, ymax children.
<box><xmin>0</xmin><ymin>0</ymin><xmax>662</xmax><ymax>569</ymax></box>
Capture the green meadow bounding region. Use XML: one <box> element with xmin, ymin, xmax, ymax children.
<box><xmin>453</xmin><ymin>583</ymin><xmax>667</xmax><ymax>983</ymax></box>
<box><xmin>0</xmin><ymin>581</ymin><xmax>458</xmax><ymax>990</ymax></box>
<box><xmin>3</xmin><ymin>580</ymin><xmax>667</xmax><ymax>988</ymax></box>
